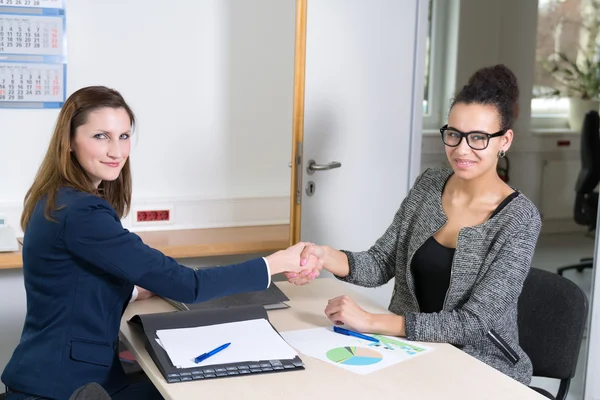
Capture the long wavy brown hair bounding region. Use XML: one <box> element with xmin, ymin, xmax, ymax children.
<box><xmin>20</xmin><ymin>86</ymin><xmax>136</xmax><ymax>231</ymax></box>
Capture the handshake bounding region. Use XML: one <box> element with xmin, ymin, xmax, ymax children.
<box><xmin>264</xmin><ymin>242</ymin><xmax>328</xmax><ymax>285</ymax></box>
<box><xmin>264</xmin><ymin>242</ymin><xmax>377</xmax><ymax>333</ymax></box>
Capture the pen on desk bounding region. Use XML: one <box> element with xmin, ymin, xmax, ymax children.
<box><xmin>194</xmin><ymin>342</ymin><xmax>231</xmax><ymax>364</ymax></box>
<box><xmin>333</xmin><ymin>326</ymin><xmax>380</xmax><ymax>343</ymax></box>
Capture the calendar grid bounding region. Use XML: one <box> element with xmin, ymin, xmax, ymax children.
<box><xmin>0</xmin><ymin>0</ymin><xmax>63</xmax><ymax>10</ymax></box>
<box><xmin>0</xmin><ymin>0</ymin><xmax>65</xmax><ymax>108</ymax></box>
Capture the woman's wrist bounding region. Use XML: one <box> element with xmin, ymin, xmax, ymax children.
<box><xmin>265</xmin><ymin>251</ymin><xmax>284</xmax><ymax>275</ymax></box>
<box><xmin>322</xmin><ymin>246</ymin><xmax>350</xmax><ymax>277</ymax></box>
<box><xmin>369</xmin><ymin>314</ymin><xmax>406</xmax><ymax>337</ymax></box>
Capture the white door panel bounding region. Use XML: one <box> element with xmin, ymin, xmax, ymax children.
<box><xmin>299</xmin><ymin>0</ymin><xmax>427</xmax><ymax>307</ymax></box>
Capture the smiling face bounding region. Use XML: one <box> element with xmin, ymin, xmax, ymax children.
<box><xmin>443</xmin><ymin>103</ymin><xmax>513</xmax><ymax>181</ymax></box>
<box><xmin>70</xmin><ymin>107</ymin><xmax>132</xmax><ymax>188</ymax></box>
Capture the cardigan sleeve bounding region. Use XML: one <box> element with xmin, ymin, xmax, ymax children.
<box><xmin>336</xmin><ymin>170</ymin><xmax>428</xmax><ymax>287</ymax></box>
<box><xmin>403</xmin><ymin>210</ymin><xmax>541</xmax><ymax>345</ymax></box>
<box><xmin>63</xmin><ymin>195</ymin><xmax>270</xmax><ymax>304</ymax></box>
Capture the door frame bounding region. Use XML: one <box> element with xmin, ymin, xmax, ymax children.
<box><xmin>288</xmin><ymin>0</ymin><xmax>307</xmax><ymax>246</ymax></box>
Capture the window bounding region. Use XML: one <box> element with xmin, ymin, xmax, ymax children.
<box><xmin>422</xmin><ymin>0</ymin><xmax>434</xmax><ymax>116</ymax></box>
<box><xmin>422</xmin><ymin>0</ymin><xmax>452</xmax><ymax>131</ymax></box>
<box><xmin>532</xmin><ymin>0</ymin><xmax>600</xmax><ymax>129</ymax></box>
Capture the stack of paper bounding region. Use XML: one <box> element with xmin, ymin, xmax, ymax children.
<box><xmin>156</xmin><ymin>318</ymin><xmax>298</xmax><ymax>369</ymax></box>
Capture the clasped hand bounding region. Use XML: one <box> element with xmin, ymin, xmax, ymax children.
<box><xmin>284</xmin><ymin>243</ymin><xmax>373</xmax><ymax>332</ymax></box>
<box><xmin>284</xmin><ymin>243</ymin><xmax>324</xmax><ymax>285</ymax></box>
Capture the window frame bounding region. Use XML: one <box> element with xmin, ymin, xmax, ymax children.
<box><xmin>530</xmin><ymin>0</ymin><xmax>577</xmax><ymax>131</ymax></box>
<box><xmin>531</xmin><ymin>97</ymin><xmax>571</xmax><ymax>130</ymax></box>
<box><xmin>422</xmin><ymin>0</ymin><xmax>450</xmax><ymax>131</ymax></box>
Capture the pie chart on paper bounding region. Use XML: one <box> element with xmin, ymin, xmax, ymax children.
<box><xmin>326</xmin><ymin>346</ymin><xmax>383</xmax><ymax>366</ymax></box>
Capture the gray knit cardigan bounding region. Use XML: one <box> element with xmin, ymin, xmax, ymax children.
<box><xmin>338</xmin><ymin>167</ymin><xmax>541</xmax><ymax>385</ymax></box>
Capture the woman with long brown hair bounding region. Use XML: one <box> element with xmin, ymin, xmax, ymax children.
<box><xmin>2</xmin><ymin>86</ymin><xmax>315</xmax><ymax>400</ymax></box>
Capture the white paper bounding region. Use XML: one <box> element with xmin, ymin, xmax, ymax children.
<box><xmin>156</xmin><ymin>318</ymin><xmax>298</xmax><ymax>369</ymax></box>
<box><xmin>280</xmin><ymin>327</ymin><xmax>433</xmax><ymax>375</ymax></box>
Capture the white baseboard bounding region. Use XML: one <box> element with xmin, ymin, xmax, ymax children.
<box><xmin>0</xmin><ymin>196</ymin><xmax>291</xmax><ymax>237</ymax></box>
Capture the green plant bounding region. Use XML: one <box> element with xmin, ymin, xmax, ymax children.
<box><xmin>541</xmin><ymin>52</ymin><xmax>600</xmax><ymax>99</ymax></box>
<box><xmin>540</xmin><ymin>0</ymin><xmax>600</xmax><ymax>100</ymax></box>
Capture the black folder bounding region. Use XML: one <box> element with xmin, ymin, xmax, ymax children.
<box><xmin>128</xmin><ymin>305</ymin><xmax>304</xmax><ymax>383</ymax></box>
<box><xmin>161</xmin><ymin>284</ymin><xmax>290</xmax><ymax>312</ymax></box>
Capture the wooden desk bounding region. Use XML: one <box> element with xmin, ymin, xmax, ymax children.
<box><xmin>120</xmin><ymin>279</ymin><xmax>545</xmax><ymax>400</ymax></box>
<box><xmin>0</xmin><ymin>246</ymin><xmax>23</xmax><ymax>270</ymax></box>
<box><xmin>0</xmin><ymin>224</ymin><xmax>289</xmax><ymax>270</ymax></box>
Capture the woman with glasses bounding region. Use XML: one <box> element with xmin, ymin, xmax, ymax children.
<box><xmin>286</xmin><ymin>64</ymin><xmax>541</xmax><ymax>385</ymax></box>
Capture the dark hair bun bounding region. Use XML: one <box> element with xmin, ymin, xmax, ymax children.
<box><xmin>451</xmin><ymin>64</ymin><xmax>520</xmax><ymax>129</ymax></box>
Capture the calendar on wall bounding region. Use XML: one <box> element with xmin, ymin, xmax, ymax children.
<box><xmin>0</xmin><ymin>15</ymin><xmax>64</xmax><ymax>56</ymax></box>
<box><xmin>0</xmin><ymin>63</ymin><xmax>64</xmax><ymax>103</ymax></box>
<box><xmin>0</xmin><ymin>0</ymin><xmax>65</xmax><ymax>108</ymax></box>
<box><xmin>0</xmin><ymin>0</ymin><xmax>62</xmax><ymax>10</ymax></box>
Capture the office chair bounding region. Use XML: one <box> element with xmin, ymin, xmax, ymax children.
<box><xmin>0</xmin><ymin>383</ymin><xmax>110</xmax><ymax>400</ymax></box>
<box><xmin>68</xmin><ymin>383</ymin><xmax>111</xmax><ymax>400</ymax></box>
<box><xmin>557</xmin><ymin>110</ymin><xmax>600</xmax><ymax>277</ymax></box>
<box><xmin>518</xmin><ymin>268</ymin><xmax>588</xmax><ymax>400</ymax></box>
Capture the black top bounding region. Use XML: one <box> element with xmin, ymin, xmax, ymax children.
<box><xmin>410</xmin><ymin>191</ymin><xmax>520</xmax><ymax>313</ymax></box>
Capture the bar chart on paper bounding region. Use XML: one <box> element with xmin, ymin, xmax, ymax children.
<box><xmin>281</xmin><ymin>327</ymin><xmax>433</xmax><ymax>375</ymax></box>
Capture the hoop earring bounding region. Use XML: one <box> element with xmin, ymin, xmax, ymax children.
<box><xmin>498</xmin><ymin>150</ymin><xmax>506</xmax><ymax>159</ymax></box>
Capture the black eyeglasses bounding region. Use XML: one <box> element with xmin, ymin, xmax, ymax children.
<box><xmin>440</xmin><ymin>124</ymin><xmax>507</xmax><ymax>150</ymax></box>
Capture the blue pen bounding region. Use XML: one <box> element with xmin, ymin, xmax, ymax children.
<box><xmin>333</xmin><ymin>326</ymin><xmax>380</xmax><ymax>343</ymax></box>
<box><xmin>194</xmin><ymin>342</ymin><xmax>231</xmax><ymax>364</ymax></box>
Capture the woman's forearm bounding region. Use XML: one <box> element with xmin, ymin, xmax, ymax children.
<box><xmin>368</xmin><ymin>314</ymin><xmax>406</xmax><ymax>337</ymax></box>
<box><xmin>322</xmin><ymin>246</ymin><xmax>351</xmax><ymax>277</ymax></box>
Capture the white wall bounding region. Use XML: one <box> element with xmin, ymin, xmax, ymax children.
<box><xmin>0</xmin><ymin>270</ymin><xmax>27</xmax><ymax>378</ymax></box>
<box><xmin>0</xmin><ymin>0</ymin><xmax>296</xmax><ymax>236</ymax></box>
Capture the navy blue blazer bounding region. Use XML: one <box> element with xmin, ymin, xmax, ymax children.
<box><xmin>1</xmin><ymin>188</ymin><xmax>270</xmax><ymax>399</ymax></box>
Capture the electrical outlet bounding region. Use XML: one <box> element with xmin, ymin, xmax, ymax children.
<box><xmin>133</xmin><ymin>206</ymin><xmax>173</xmax><ymax>225</ymax></box>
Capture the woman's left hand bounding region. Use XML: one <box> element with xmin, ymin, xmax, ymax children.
<box><xmin>324</xmin><ymin>295</ymin><xmax>373</xmax><ymax>332</ymax></box>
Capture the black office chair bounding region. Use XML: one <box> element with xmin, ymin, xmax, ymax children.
<box><xmin>0</xmin><ymin>344</ymin><xmax>142</xmax><ymax>400</ymax></box>
<box><xmin>518</xmin><ymin>267</ymin><xmax>588</xmax><ymax>400</ymax></box>
<box><xmin>68</xmin><ymin>383</ymin><xmax>111</xmax><ymax>400</ymax></box>
<box><xmin>557</xmin><ymin>110</ymin><xmax>600</xmax><ymax>277</ymax></box>
<box><xmin>0</xmin><ymin>383</ymin><xmax>110</xmax><ymax>400</ymax></box>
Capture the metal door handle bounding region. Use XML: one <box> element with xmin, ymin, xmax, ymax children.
<box><xmin>307</xmin><ymin>159</ymin><xmax>342</xmax><ymax>175</ymax></box>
